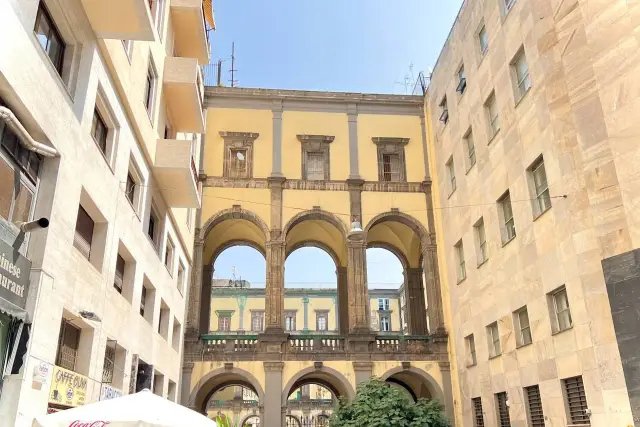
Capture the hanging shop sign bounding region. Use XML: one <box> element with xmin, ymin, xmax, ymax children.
<box><xmin>100</xmin><ymin>384</ymin><xmax>122</xmax><ymax>401</ymax></box>
<box><xmin>48</xmin><ymin>365</ymin><xmax>88</xmax><ymax>407</ymax></box>
<box><xmin>0</xmin><ymin>238</ymin><xmax>31</xmax><ymax>310</ymax></box>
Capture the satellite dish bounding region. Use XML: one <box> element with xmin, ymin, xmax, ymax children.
<box><xmin>236</xmin><ymin>151</ymin><xmax>245</xmax><ymax>161</ymax></box>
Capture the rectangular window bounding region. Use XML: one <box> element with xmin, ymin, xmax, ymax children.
<box><xmin>457</xmin><ymin>65</ymin><xmax>467</xmax><ymax>94</ymax></box>
<box><xmin>125</xmin><ymin>172</ymin><xmax>136</xmax><ymax>205</ymax></box>
<box><xmin>465</xmin><ymin>131</ymin><xmax>476</xmax><ymax>169</ymax></box>
<box><xmin>229</xmin><ymin>149</ymin><xmax>247</xmax><ymax>178</ymax></box>
<box><xmin>499</xmin><ymin>192</ymin><xmax>516</xmax><ymax>243</ymax></box>
<box><xmin>121</xmin><ymin>40</ymin><xmax>133</xmax><ymax>60</ymax></box>
<box><xmin>102</xmin><ymin>340</ymin><xmax>116</xmax><ymax>384</ymax></box>
<box><xmin>446</xmin><ymin>157</ymin><xmax>456</xmax><ymax>194</ymax></box>
<box><xmin>513</xmin><ymin>49</ymin><xmax>531</xmax><ymax>99</ymax></box>
<box><xmin>472</xmin><ymin>397</ymin><xmax>485</xmax><ymax>427</ymax></box>
<box><xmin>140</xmin><ymin>286</ymin><xmax>147</xmax><ymax>317</ymax></box>
<box><xmin>34</xmin><ymin>2</ymin><xmax>66</xmax><ymax>74</ymax></box>
<box><xmin>74</xmin><ymin>206</ymin><xmax>94</xmax><ymax>260</ymax></box>
<box><xmin>495</xmin><ymin>392</ymin><xmax>511</xmax><ymax>427</ymax></box>
<box><xmin>465</xmin><ymin>334</ymin><xmax>477</xmax><ymax>366</ymax></box>
<box><xmin>91</xmin><ymin>108</ymin><xmax>108</xmax><ymax>154</ymax></box>
<box><xmin>530</xmin><ymin>157</ymin><xmax>551</xmax><ymax>217</ymax></box>
<box><xmin>479</xmin><ymin>25</ymin><xmax>488</xmax><ymax>55</ymax></box>
<box><xmin>563</xmin><ymin>376</ymin><xmax>589</xmax><ymax>425</ymax></box>
<box><xmin>218</xmin><ymin>316</ymin><xmax>231</xmax><ymax>332</ymax></box>
<box><xmin>525</xmin><ymin>385</ymin><xmax>545</xmax><ymax>427</ymax></box>
<box><xmin>147</xmin><ymin>205</ymin><xmax>160</xmax><ymax>249</ymax></box>
<box><xmin>515</xmin><ymin>307</ymin><xmax>532</xmax><ymax>346</ymax></box>
<box><xmin>316</xmin><ymin>312</ymin><xmax>328</xmax><ymax>331</ymax></box>
<box><xmin>439</xmin><ymin>97</ymin><xmax>449</xmax><ymax>124</ymax></box>
<box><xmin>505</xmin><ymin>0</ymin><xmax>517</xmax><ymax>13</ymax></box>
<box><xmin>381</xmin><ymin>154</ymin><xmax>401</xmax><ymax>182</ymax></box>
<box><xmin>164</xmin><ymin>237</ymin><xmax>175</xmax><ymax>274</ymax></box>
<box><xmin>144</xmin><ymin>61</ymin><xmax>157</xmax><ymax>117</ymax></box>
<box><xmin>56</xmin><ymin>319</ymin><xmax>80</xmax><ymax>372</ymax></box>
<box><xmin>487</xmin><ymin>322</ymin><xmax>501</xmax><ymax>357</ymax></box>
<box><xmin>186</xmin><ymin>208</ymin><xmax>193</xmax><ymax>231</ymax></box>
<box><xmin>177</xmin><ymin>262</ymin><xmax>185</xmax><ymax>294</ymax></box>
<box><xmin>285</xmin><ymin>312</ymin><xmax>296</xmax><ymax>331</ymax></box>
<box><xmin>474</xmin><ymin>218</ymin><xmax>488</xmax><ymax>265</ymax></box>
<box><xmin>380</xmin><ymin>315</ymin><xmax>390</xmax><ymax>332</ymax></box>
<box><xmin>455</xmin><ymin>240</ymin><xmax>466</xmax><ymax>282</ymax></box>
<box><xmin>486</xmin><ymin>93</ymin><xmax>500</xmax><ymax>138</ymax></box>
<box><xmin>251</xmin><ymin>311</ymin><xmax>264</xmax><ymax>332</ymax></box>
<box><xmin>0</xmin><ymin>147</ymin><xmax>39</xmax><ymax>226</ymax></box>
<box><xmin>306</xmin><ymin>152</ymin><xmax>325</xmax><ymax>181</ymax></box>
<box><xmin>114</xmin><ymin>254</ymin><xmax>125</xmax><ymax>294</ymax></box>
<box><xmin>378</xmin><ymin>298</ymin><xmax>390</xmax><ymax>311</ymax></box>
<box><xmin>551</xmin><ymin>287</ymin><xmax>572</xmax><ymax>332</ymax></box>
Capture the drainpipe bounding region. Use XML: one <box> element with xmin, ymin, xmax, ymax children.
<box><xmin>0</xmin><ymin>106</ymin><xmax>59</xmax><ymax>157</ymax></box>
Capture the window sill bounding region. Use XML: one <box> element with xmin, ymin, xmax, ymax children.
<box><xmin>448</xmin><ymin>189</ymin><xmax>457</xmax><ymax>199</ymax></box>
<box><xmin>456</xmin><ymin>276</ymin><xmax>466</xmax><ymax>285</ymax></box>
<box><xmin>92</xmin><ymin>137</ymin><xmax>114</xmax><ymax>173</ymax></box>
<box><xmin>466</xmin><ymin>363</ymin><xmax>477</xmax><ymax>368</ymax></box>
<box><xmin>501</xmin><ymin>235</ymin><xmax>516</xmax><ymax>247</ymax></box>
<box><xmin>488</xmin><ymin>353</ymin><xmax>502</xmax><ymax>360</ymax></box>
<box><xmin>476</xmin><ymin>258</ymin><xmax>488</xmax><ymax>269</ymax></box>
<box><xmin>552</xmin><ymin>325</ymin><xmax>573</xmax><ymax>336</ymax></box>
<box><xmin>488</xmin><ymin>128</ymin><xmax>501</xmax><ymax>145</ymax></box>
<box><xmin>516</xmin><ymin>341</ymin><xmax>533</xmax><ymax>350</ymax></box>
<box><xmin>514</xmin><ymin>86</ymin><xmax>531</xmax><ymax>108</ymax></box>
<box><xmin>532</xmin><ymin>205</ymin><xmax>552</xmax><ymax>222</ymax></box>
<box><xmin>465</xmin><ymin>163</ymin><xmax>476</xmax><ymax>175</ymax></box>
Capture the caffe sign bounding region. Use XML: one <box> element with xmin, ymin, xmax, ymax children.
<box><xmin>49</xmin><ymin>366</ymin><xmax>88</xmax><ymax>407</ymax></box>
<box><xmin>0</xmin><ymin>238</ymin><xmax>31</xmax><ymax>309</ymax></box>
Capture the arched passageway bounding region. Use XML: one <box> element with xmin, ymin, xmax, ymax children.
<box><xmin>366</xmin><ymin>247</ymin><xmax>406</xmax><ymax>334</ymax></box>
<box><xmin>380</xmin><ymin>367</ymin><xmax>444</xmax><ymax>403</ymax></box>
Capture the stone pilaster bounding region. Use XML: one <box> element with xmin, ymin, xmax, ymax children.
<box><xmin>422</xmin><ymin>243</ymin><xmax>445</xmax><ymax>335</ymax></box>
<box><xmin>347</xmin><ymin>178</ymin><xmax>364</xmax><ymax>225</ymax></box>
<box><xmin>186</xmin><ymin>238</ymin><xmax>204</xmax><ymax>333</ymax></box>
<box><xmin>199</xmin><ymin>265</ymin><xmax>213</xmax><ymax>334</ymax></box>
<box><xmin>265</xmin><ymin>240</ymin><xmax>286</xmax><ymax>332</ymax></box>
<box><xmin>263</xmin><ymin>362</ymin><xmax>284</xmax><ymax>427</ymax></box>
<box><xmin>352</xmin><ymin>361</ymin><xmax>373</xmax><ymax>386</ymax></box>
<box><xmin>237</xmin><ymin>295</ymin><xmax>247</xmax><ymax>331</ymax></box>
<box><xmin>180</xmin><ymin>362</ymin><xmax>194</xmax><ymax>407</ymax></box>
<box><xmin>439</xmin><ymin>362</ymin><xmax>455</xmax><ymax>422</ymax></box>
<box><xmin>347</xmin><ymin>103</ymin><xmax>361</xmax><ymax>180</ymax></box>
<box><xmin>302</xmin><ymin>297</ymin><xmax>309</xmax><ymax>331</ymax></box>
<box><xmin>336</xmin><ymin>267</ymin><xmax>348</xmax><ymax>335</ymax></box>
<box><xmin>420</xmin><ymin>113</ymin><xmax>430</xmax><ymax>182</ymax></box>
<box><xmin>347</xmin><ymin>230</ymin><xmax>370</xmax><ymax>333</ymax></box>
<box><xmin>406</xmin><ymin>267</ymin><xmax>428</xmax><ymax>335</ymax></box>
<box><xmin>271</xmin><ymin>101</ymin><xmax>284</xmax><ymax>178</ymax></box>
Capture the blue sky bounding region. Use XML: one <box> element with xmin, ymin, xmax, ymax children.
<box><xmin>210</xmin><ymin>0</ymin><xmax>463</xmax><ymax>289</ymax></box>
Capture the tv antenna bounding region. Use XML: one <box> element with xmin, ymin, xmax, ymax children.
<box><xmin>229</xmin><ymin>42</ymin><xmax>238</xmax><ymax>87</ymax></box>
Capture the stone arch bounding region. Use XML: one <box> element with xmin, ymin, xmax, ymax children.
<box><xmin>200</xmin><ymin>206</ymin><xmax>270</xmax><ymax>242</ymax></box>
<box><xmin>281</xmin><ymin>366</ymin><xmax>356</xmax><ymax>406</ymax></box>
<box><xmin>379</xmin><ymin>366</ymin><xmax>444</xmax><ymax>403</ymax></box>
<box><xmin>286</xmin><ymin>241</ymin><xmax>342</xmax><ymax>268</ymax></box>
<box><xmin>285</xmin><ymin>414</ymin><xmax>302</xmax><ymax>427</ymax></box>
<box><xmin>211</xmin><ymin>240</ymin><xmax>267</xmax><ymax>264</ymax></box>
<box><xmin>283</xmin><ymin>209</ymin><xmax>348</xmax><ymax>238</ymax></box>
<box><xmin>189</xmin><ymin>367</ymin><xmax>265</xmax><ymax>415</ymax></box>
<box><xmin>364</xmin><ymin>211</ymin><xmax>430</xmax><ymax>245</ymax></box>
<box><xmin>240</xmin><ymin>414</ymin><xmax>261</xmax><ymax>427</ymax></box>
<box><xmin>367</xmin><ymin>241</ymin><xmax>409</xmax><ymax>271</ymax></box>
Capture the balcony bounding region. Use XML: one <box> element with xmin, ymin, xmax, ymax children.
<box><xmin>154</xmin><ymin>139</ymin><xmax>200</xmax><ymax>208</ymax></box>
<box><xmin>163</xmin><ymin>57</ymin><xmax>205</xmax><ymax>133</ymax></box>
<box><xmin>171</xmin><ymin>0</ymin><xmax>210</xmax><ymax>65</ymax></box>
<box><xmin>194</xmin><ymin>334</ymin><xmax>445</xmax><ymax>362</ymax></box>
<box><xmin>80</xmin><ymin>0</ymin><xmax>155</xmax><ymax>40</ymax></box>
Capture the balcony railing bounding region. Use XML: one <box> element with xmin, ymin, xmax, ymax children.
<box><xmin>196</xmin><ymin>333</ymin><xmax>444</xmax><ymax>362</ymax></box>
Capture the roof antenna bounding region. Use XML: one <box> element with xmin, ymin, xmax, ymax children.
<box><xmin>229</xmin><ymin>42</ymin><xmax>238</xmax><ymax>87</ymax></box>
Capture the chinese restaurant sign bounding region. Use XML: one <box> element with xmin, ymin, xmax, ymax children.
<box><xmin>0</xmin><ymin>238</ymin><xmax>31</xmax><ymax>309</ymax></box>
<box><xmin>48</xmin><ymin>365</ymin><xmax>88</xmax><ymax>407</ymax></box>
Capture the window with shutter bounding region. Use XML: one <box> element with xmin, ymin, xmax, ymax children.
<box><xmin>251</xmin><ymin>311</ymin><xmax>264</xmax><ymax>332</ymax></box>
<box><xmin>472</xmin><ymin>397</ymin><xmax>485</xmax><ymax>427</ymax></box>
<box><xmin>563</xmin><ymin>376</ymin><xmax>589</xmax><ymax>425</ymax></box>
<box><xmin>316</xmin><ymin>312</ymin><xmax>328</xmax><ymax>331</ymax></box>
<box><xmin>56</xmin><ymin>319</ymin><xmax>80</xmax><ymax>372</ymax></box>
<box><xmin>218</xmin><ymin>316</ymin><xmax>231</xmax><ymax>331</ymax></box>
<box><xmin>74</xmin><ymin>206</ymin><xmax>94</xmax><ymax>260</ymax></box>
<box><xmin>114</xmin><ymin>254</ymin><xmax>125</xmax><ymax>293</ymax></box>
<box><xmin>495</xmin><ymin>392</ymin><xmax>511</xmax><ymax>427</ymax></box>
<box><xmin>525</xmin><ymin>385</ymin><xmax>544</xmax><ymax>427</ymax></box>
<box><xmin>102</xmin><ymin>342</ymin><xmax>116</xmax><ymax>384</ymax></box>
<box><xmin>306</xmin><ymin>152</ymin><xmax>325</xmax><ymax>180</ymax></box>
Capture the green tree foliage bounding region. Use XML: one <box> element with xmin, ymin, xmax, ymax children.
<box><xmin>329</xmin><ymin>378</ymin><xmax>450</xmax><ymax>427</ymax></box>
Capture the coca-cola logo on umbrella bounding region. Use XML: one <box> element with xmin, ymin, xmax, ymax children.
<box><xmin>68</xmin><ymin>422</ymin><xmax>111</xmax><ymax>427</ymax></box>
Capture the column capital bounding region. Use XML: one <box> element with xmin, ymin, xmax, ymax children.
<box><xmin>352</xmin><ymin>361</ymin><xmax>374</xmax><ymax>371</ymax></box>
<box><xmin>263</xmin><ymin>361</ymin><xmax>285</xmax><ymax>372</ymax></box>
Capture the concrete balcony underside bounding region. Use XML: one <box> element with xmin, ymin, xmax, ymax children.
<box><xmin>171</xmin><ymin>0</ymin><xmax>210</xmax><ymax>65</ymax></box>
<box><xmin>188</xmin><ymin>333</ymin><xmax>448</xmax><ymax>362</ymax></box>
<box><xmin>154</xmin><ymin>139</ymin><xmax>200</xmax><ymax>208</ymax></box>
<box><xmin>80</xmin><ymin>0</ymin><xmax>155</xmax><ymax>40</ymax></box>
<box><xmin>163</xmin><ymin>57</ymin><xmax>205</xmax><ymax>133</ymax></box>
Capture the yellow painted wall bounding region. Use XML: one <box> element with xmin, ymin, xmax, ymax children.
<box><xmin>201</xmin><ymin>187</ymin><xmax>271</xmax><ymax>228</ymax></box>
<box><xmin>204</xmin><ymin>108</ymin><xmax>273</xmax><ymax>178</ymax></box>
<box><xmin>307</xmin><ymin>297</ymin><xmax>338</xmax><ymax>331</ymax></box>
<box><xmin>282</xmin><ymin>190</ymin><xmax>350</xmax><ymax>229</ymax></box>
<box><xmin>357</xmin><ymin>114</ymin><xmax>425</xmax><ymax>182</ymax></box>
<box><xmin>368</xmin><ymin>297</ymin><xmax>402</xmax><ymax>332</ymax></box>
<box><xmin>281</xmin><ymin>111</ymin><xmax>350</xmax><ymax>180</ymax></box>
<box><xmin>361</xmin><ymin>192</ymin><xmax>429</xmax><ymax>231</ymax></box>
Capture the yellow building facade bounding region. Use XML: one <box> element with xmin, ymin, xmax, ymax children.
<box><xmin>183</xmin><ymin>88</ymin><xmax>453</xmax><ymax>427</ymax></box>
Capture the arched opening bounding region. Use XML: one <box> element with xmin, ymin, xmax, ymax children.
<box><xmin>282</xmin><ymin>366</ymin><xmax>355</xmax><ymax>408</ymax></box>
<box><xmin>286</xmin><ymin>383</ymin><xmax>336</xmax><ymax>427</ymax></box>
<box><xmin>380</xmin><ymin>367</ymin><xmax>444</xmax><ymax>404</ymax></box>
<box><xmin>241</xmin><ymin>415</ymin><xmax>261</xmax><ymax>427</ymax></box>
<box><xmin>284</xmin><ymin>210</ymin><xmax>348</xmax><ymax>335</ymax></box>
<box><xmin>206</xmin><ymin>385</ymin><xmax>260</xmax><ymax>423</ymax></box>
<box><xmin>210</xmin><ymin>245</ymin><xmax>266</xmax><ymax>333</ymax></box>
<box><xmin>366</xmin><ymin>212</ymin><xmax>429</xmax><ymax>335</ymax></box>
<box><xmin>190</xmin><ymin>367</ymin><xmax>265</xmax><ymax>417</ymax></box>
<box><xmin>366</xmin><ymin>247</ymin><xmax>406</xmax><ymax>335</ymax></box>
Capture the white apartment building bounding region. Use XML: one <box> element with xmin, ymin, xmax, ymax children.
<box><xmin>0</xmin><ymin>0</ymin><xmax>211</xmax><ymax>425</ymax></box>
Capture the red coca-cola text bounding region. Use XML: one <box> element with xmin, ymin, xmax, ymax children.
<box><xmin>69</xmin><ymin>421</ymin><xmax>111</xmax><ymax>427</ymax></box>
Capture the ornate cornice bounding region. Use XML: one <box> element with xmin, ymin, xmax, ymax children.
<box><xmin>372</xmin><ymin>137</ymin><xmax>410</xmax><ymax>145</ymax></box>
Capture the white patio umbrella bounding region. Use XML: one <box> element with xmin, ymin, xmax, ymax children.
<box><xmin>33</xmin><ymin>389</ymin><xmax>218</xmax><ymax>427</ymax></box>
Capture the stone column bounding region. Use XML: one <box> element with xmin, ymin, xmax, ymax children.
<box><xmin>199</xmin><ymin>265</ymin><xmax>213</xmax><ymax>334</ymax></box>
<box><xmin>271</xmin><ymin>101</ymin><xmax>284</xmax><ymax>177</ymax></box>
<box><xmin>352</xmin><ymin>361</ymin><xmax>373</xmax><ymax>387</ymax></box>
<box><xmin>180</xmin><ymin>362</ymin><xmax>194</xmax><ymax>407</ymax></box>
<box><xmin>265</xmin><ymin>240</ymin><xmax>286</xmax><ymax>333</ymax></box>
<box><xmin>347</xmin><ymin>231</ymin><xmax>370</xmax><ymax>333</ymax></box>
<box><xmin>302</xmin><ymin>297</ymin><xmax>309</xmax><ymax>331</ymax></box>
<box><xmin>237</xmin><ymin>295</ymin><xmax>247</xmax><ymax>331</ymax></box>
<box><xmin>347</xmin><ymin>104</ymin><xmax>361</xmax><ymax>180</ymax></box>
<box><xmin>187</xmin><ymin>238</ymin><xmax>204</xmax><ymax>333</ymax></box>
<box><xmin>406</xmin><ymin>267</ymin><xmax>428</xmax><ymax>335</ymax></box>
<box><xmin>422</xmin><ymin>243</ymin><xmax>445</xmax><ymax>335</ymax></box>
<box><xmin>439</xmin><ymin>362</ymin><xmax>455</xmax><ymax>422</ymax></box>
<box><xmin>263</xmin><ymin>362</ymin><xmax>284</xmax><ymax>427</ymax></box>
<box><xmin>336</xmin><ymin>267</ymin><xmax>348</xmax><ymax>335</ymax></box>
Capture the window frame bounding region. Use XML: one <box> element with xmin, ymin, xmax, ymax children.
<box><xmin>529</xmin><ymin>156</ymin><xmax>551</xmax><ymax>218</ymax></box>
<box><xmin>91</xmin><ymin>107</ymin><xmax>108</xmax><ymax>155</ymax></box>
<box><xmin>251</xmin><ymin>310</ymin><xmax>264</xmax><ymax>332</ymax></box>
<box><xmin>144</xmin><ymin>57</ymin><xmax>158</xmax><ymax>119</ymax></box>
<box><xmin>464</xmin><ymin>129</ymin><xmax>476</xmax><ymax>170</ymax></box>
<box><xmin>140</xmin><ymin>285</ymin><xmax>147</xmax><ymax>317</ymax></box>
<box><xmin>218</xmin><ymin>315</ymin><xmax>231</xmax><ymax>332</ymax></box>
<box><xmin>379</xmin><ymin>314</ymin><xmax>391</xmax><ymax>332</ymax></box>
<box><xmin>485</xmin><ymin>92</ymin><xmax>500</xmax><ymax>139</ymax></box>
<box><xmin>285</xmin><ymin>311</ymin><xmax>297</xmax><ymax>332</ymax></box>
<box><xmin>316</xmin><ymin>311</ymin><xmax>329</xmax><ymax>331</ymax></box>
<box><xmin>373</xmin><ymin>137</ymin><xmax>408</xmax><ymax>183</ymax></box>
<box><xmin>495</xmin><ymin>392</ymin><xmax>511</xmax><ymax>427</ymax></box>
<box><xmin>446</xmin><ymin>156</ymin><xmax>456</xmax><ymax>195</ymax></box>
<box><xmin>114</xmin><ymin>254</ymin><xmax>126</xmax><ymax>294</ymax></box>
<box><xmin>164</xmin><ymin>236</ymin><xmax>175</xmax><ymax>276</ymax></box>
<box><xmin>456</xmin><ymin>64</ymin><xmax>467</xmax><ymax>94</ymax></box>
<box><xmin>147</xmin><ymin>203</ymin><xmax>161</xmax><ymax>251</ymax></box>
<box><xmin>465</xmin><ymin>334</ymin><xmax>477</xmax><ymax>367</ymax></box>
<box><xmin>378</xmin><ymin>298</ymin><xmax>390</xmax><ymax>311</ymax></box>
<box><xmin>474</xmin><ymin>218</ymin><xmax>488</xmax><ymax>266</ymax></box>
<box><xmin>524</xmin><ymin>385</ymin><xmax>545</xmax><ymax>427</ymax></box>
<box><xmin>220</xmin><ymin>132</ymin><xmax>259</xmax><ymax>179</ymax></box>
<box><xmin>455</xmin><ymin>239</ymin><xmax>466</xmax><ymax>282</ymax></box>
<box><xmin>55</xmin><ymin>319</ymin><xmax>80</xmax><ymax>372</ymax></box>
<box><xmin>177</xmin><ymin>261</ymin><xmax>186</xmax><ymax>295</ymax></box>
<box><xmin>514</xmin><ymin>306</ymin><xmax>532</xmax><ymax>347</ymax></box>
<box><xmin>487</xmin><ymin>322</ymin><xmax>501</xmax><ymax>358</ymax></box>
<box><xmin>498</xmin><ymin>191</ymin><xmax>516</xmax><ymax>244</ymax></box>
<box><xmin>562</xmin><ymin>375</ymin><xmax>590</xmax><ymax>425</ymax></box>
<box><xmin>34</xmin><ymin>2</ymin><xmax>66</xmax><ymax>75</ymax></box>
<box><xmin>511</xmin><ymin>47</ymin><xmax>531</xmax><ymax>101</ymax></box>
<box><xmin>551</xmin><ymin>287</ymin><xmax>572</xmax><ymax>333</ymax></box>
<box><xmin>0</xmin><ymin>147</ymin><xmax>39</xmax><ymax>231</ymax></box>
<box><xmin>439</xmin><ymin>96</ymin><xmax>449</xmax><ymax>124</ymax></box>
<box><xmin>472</xmin><ymin>397</ymin><xmax>485</xmax><ymax>427</ymax></box>
<box><xmin>478</xmin><ymin>24</ymin><xmax>489</xmax><ymax>57</ymax></box>
<box><xmin>73</xmin><ymin>206</ymin><xmax>95</xmax><ymax>260</ymax></box>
